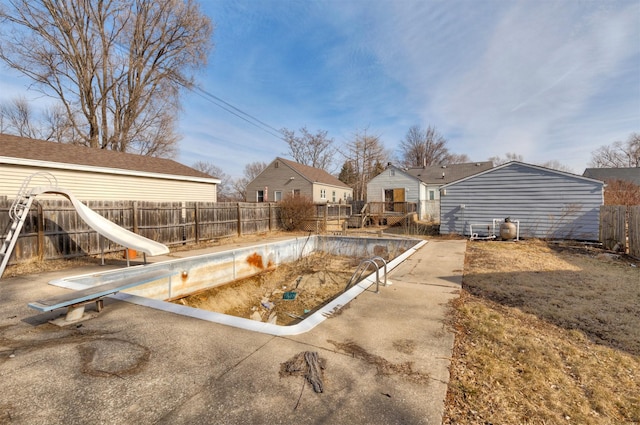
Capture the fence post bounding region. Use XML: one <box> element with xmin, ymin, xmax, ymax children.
<box><xmin>630</xmin><ymin>206</ymin><xmax>640</xmax><ymax>259</ymax></box>
<box><xmin>194</xmin><ymin>203</ymin><xmax>200</xmax><ymax>244</ymax></box>
<box><xmin>237</xmin><ymin>203</ymin><xmax>242</xmax><ymax>237</ymax></box>
<box><xmin>132</xmin><ymin>201</ymin><xmax>138</xmax><ymax>234</ymax></box>
<box><xmin>37</xmin><ymin>203</ymin><xmax>44</xmax><ymax>261</ymax></box>
<box><xmin>268</xmin><ymin>203</ymin><xmax>273</xmax><ymax>231</ymax></box>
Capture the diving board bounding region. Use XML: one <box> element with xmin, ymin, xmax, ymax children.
<box><xmin>29</xmin><ymin>269</ymin><xmax>173</xmax><ymax>325</ymax></box>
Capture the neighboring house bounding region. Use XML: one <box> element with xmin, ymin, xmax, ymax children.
<box><xmin>366</xmin><ymin>162</ymin><xmax>493</xmax><ymax>221</ymax></box>
<box><xmin>246</xmin><ymin>157</ymin><xmax>353</xmax><ymax>203</ymax></box>
<box><xmin>439</xmin><ymin>162</ymin><xmax>604</xmax><ymax>241</ymax></box>
<box><xmin>0</xmin><ymin>134</ymin><xmax>220</xmax><ymax>202</ymax></box>
<box><xmin>582</xmin><ymin>167</ymin><xmax>640</xmax><ymax>185</ymax></box>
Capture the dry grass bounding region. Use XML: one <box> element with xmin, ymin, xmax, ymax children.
<box><xmin>2</xmin><ymin>256</ymin><xmax>104</xmax><ymax>277</ymax></box>
<box><xmin>444</xmin><ymin>240</ymin><xmax>640</xmax><ymax>424</ymax></box>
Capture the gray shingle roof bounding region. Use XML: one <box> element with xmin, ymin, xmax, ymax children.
<box><xmin>403</xmin><ymin>161</ymin><xmax>493</xmax><ymax>184</ymax></box>
<box><xmin>0</xmin><ymin>133</ymin><xmax>213</xmax><ymax>179</ymax></box>
<box><xmin>582</xmin><ymin>167</ymin><xmax>640</xmax><ymax>185</ymax></box>
<box><xmin>277</xmin><ymin>157</ymin><xmax>350</xmax><ymax>188</ymax></box>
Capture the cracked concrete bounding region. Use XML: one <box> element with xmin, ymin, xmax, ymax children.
<box><xmin>0</xmin><ymin>238</ymin><xmax>464</xmax><ymax>425</ymax></box>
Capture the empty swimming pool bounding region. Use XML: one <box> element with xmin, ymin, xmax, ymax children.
<box><xmin>50</xmin><ymin>235</ymin><xmax>426</xmax><ymax>335</ymax></box>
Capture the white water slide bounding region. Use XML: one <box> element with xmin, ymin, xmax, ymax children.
<box><xmin>2</xmin><ymin>173</ymin><xmax>170</xmax><ymax>278</ymax></box>
<box><xmin>31</xmin><ymin>187</ymin><xmax>170</xmax><ymax>256</ymax></box>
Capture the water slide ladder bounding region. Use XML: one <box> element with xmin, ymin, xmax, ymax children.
<box><xmin>344</xmin><ymin>256</ymin><xmax>388</xmax><ymax>294</ymax></box>
<box><xmin>0</xmin><ymin>172</ymin><xmax>58</xmax><ymax>279</ymax></box>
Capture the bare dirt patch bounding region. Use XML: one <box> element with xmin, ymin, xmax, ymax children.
<box><xmin>173</xmin><ymin>252</ymin><xmax>360</xmax><ymax>326</ymax></box>
<box><xmin>444</xmin><ymin>239</ymin><xmax>640</xmax><ymax>425</ymax></box>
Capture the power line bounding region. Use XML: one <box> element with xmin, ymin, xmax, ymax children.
<box><xmin>191</xmin><ymin>85</ymin><xmax>285</xmax><ymax>140</ymax></box>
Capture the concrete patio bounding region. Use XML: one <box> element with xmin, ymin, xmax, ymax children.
<box><xmin>0</xmin><ymin>238</ymin><xmax>465</xmax><ymax>424</ymax></box>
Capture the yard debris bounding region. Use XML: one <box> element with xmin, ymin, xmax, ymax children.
<box><xmin>283</xmin><ymin>291</ymin><xmax>297</xmax><ymax>300</ymax></box>
<box><xmin>260</xmin><ymin>298</ymin><xmax>275</xmax><ymax>309</ymax></box>
<box><xmin>280</xmin><ymin>351</ymin><xmax>326</xmax><ymax>393</ymax></box>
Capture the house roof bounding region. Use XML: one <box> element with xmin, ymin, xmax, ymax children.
<box><xmin>441</xmin><ymin>161</ymin><xmax>605</xmax><ymax>188</ymax></box>
<box><xmin>403</xmin><ymin>161</ymin><xmax>493</xmax><ymax>184</ymax></box>
<box><xmin>0</xmin><ymin>133</ymin><xmax>217</xmax><ymax>181</ymax></box>
<box><xmin>276</xmin><ymin>157</ymin><xmax>351</xmax><ymax>189</ymax></box>
<box><xmin>582</xmin><ymin>167</ymin><xmax>640</xmax><ymax>185</ymax></box>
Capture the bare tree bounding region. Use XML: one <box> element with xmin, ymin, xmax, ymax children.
<box><xmin>342</xmin><ymin>129</ymin><xmax>388</xmax><ymax>201</ymax></box>
<box><xmin>538</xmin><ymin>160</ymin><xmax>574</xmax><ymax>174</ymax></box>
<box><xmin>0</xmin><ymin>0</ymin><xmax>212</xmax><ymax>157</ymax></box>
<box><xmin>1</xmin><ymin>97</ymin><xmax>79</xmax><ymax>143</ymax></box>
<box><xmin>282</xmin><ymin>126</ymin><xmax>335</xmax><ymax>171</ymax></box>
<box><xmin>589</xmin><ymin>133</ymin><xmax>640</xmax><ymax>168</ymax></box>
<box><xmin>192</xmin><ymin>161</ymin><xmax>234</xmax><ymax>201</ymax></box>
<box><xmin>232</xmin><ymin>161</ymin><xmax>268</xmax><ymax>201</ymax></box>
<box><xmin>399</xmin><ymin>125</ymin><xmax>452</xmax><ymax>167</ymax></box>
<box><xmin>488</xmin><ymin>152</ymin><xmax>523</xmax><ymax>166</ymax></box>
<box><xmin>447</xmin><ymin>153</ymin><xmax>471</xmax><ymax>164</ymax></box>
<box><xmin>41</xmin><ymin>104</ymin><xmax>76</xmax><ymax>143</ymax></box>
<box><xmin>0</xmin><ymin>97</ymin><xmax>39</xmax><ymax>139</ymax></box>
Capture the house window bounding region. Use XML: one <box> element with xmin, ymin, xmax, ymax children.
<box><xmin>429</xmin><ymin>190</ymin><xmax>435</xmax><ymax>201</ymax></box>
<box><xmin>275</xmin><ymin>161</ymin><xmax>279</xmax><ymax>168</ymax></box>
<box><xmin>320</xmin><ymin>189</ymin><xmax>326</xmax><ymax>199</ymax></box>
<box><xmin>343</xmin><ymin>192</ymin><xmax>348</xmax><ymax>201</ymax></box>
<box><xmin>390</xmin><ymin>170</ymin><xmax>395</xmax><ymax>176</ymax></box>
<box><xmin>257</xmin><ymin>190</ymin><xmax>264</xmax><ymax>202</ymax></box>
<box><xmin>293</xmin><ymin>189</ymin><xmax>300</xmax><ymax>197</ymax></box>
<box><xmin>332</xmin><ymin>191</ymin><xmax>336</xmax><ymax>202</ymax></box>
<box><xmin>274</xmin><ymin>191</ymin><xmax>282</xmax><ymax>201</ymax></box>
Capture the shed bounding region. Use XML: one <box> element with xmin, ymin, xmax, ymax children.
<box><xmin>439</xmin><ymin>162</ymin><xmax>604</xmax><ymax>241</ymax></box>
<box><xmin>246</xmin><ymin>157</ymin><xmax>353</xmax><ymax>203</ymax></box>
<box><xmin>0</xmin><ymin>134</ymin><xmax>220</xmax><ymax>202</ymax></box>
<box><xmin>366</xmin><ymin>162</ymin><xmax>493</xmax><ymax>221</ymax></box>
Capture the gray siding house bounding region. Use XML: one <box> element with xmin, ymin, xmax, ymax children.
<box><xmin>439</xmin><ymin>162</ymin><xmax>604</xmax><ymax>240</ymax></box>
<box><xmin>246</xmin><ymin>157</ymin><xmax>353</xmax><ymax>203</ymax></box>
<box><xmin>367</xmin><ymin>162</ymin><xmax>493</xmax><ymax>221</ymax></box>
<box><xmin>0</xmin><ymin>134</ymin><xmax>220</xmax><ymax>202</ymax></box>
<box><xmin>582</xmin><ymin>167</ymin><xmax>640</xmax><ymax>185</ymax></box>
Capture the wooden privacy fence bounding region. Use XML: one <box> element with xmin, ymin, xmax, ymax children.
<box><xmin>600</xmin><ymin>205</ymin><xmax>640</xmax><ymax>259</ymax></box>
<box><xmin>0</xmin><ymin>199</ymin><xmax>283</xmax><ymax>265</ymax></box>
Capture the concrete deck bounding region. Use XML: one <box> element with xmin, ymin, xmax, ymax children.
<box><xmin>0</xmin><ymin>238</ymin><xmax>465</xmax><ymax>425</ymax></box>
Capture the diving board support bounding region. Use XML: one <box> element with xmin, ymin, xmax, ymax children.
<box><xmin>28</xmin><ymin>269</ymin><xmax>173</xmax><ymax>326</ymax></box>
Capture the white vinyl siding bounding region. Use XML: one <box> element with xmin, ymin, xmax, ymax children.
<box><xmin>367</xmin><ymin>167</ymin><xmax>426</xmax><ymax>218</ymax></box>
<box><xmin>0</xmin><ymin>164</ymin><xmax>218</xmax><ymax>202</ymax></box>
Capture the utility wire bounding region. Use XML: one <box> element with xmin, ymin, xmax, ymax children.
<box><xmin>191</xmin><ymin>85</ymin><xmax>285</xmax><ymax>140</ymax></box>
<box><xmin>110</xmin><ymin>35</ymin><xmax>286</xmax><ymax>142</ymax></box>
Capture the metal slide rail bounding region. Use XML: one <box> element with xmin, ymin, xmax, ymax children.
<box><xmin>9</xmin><ymin>172</ymin><xmax>58</xmax><ymax>220</ymax></box>
<box><xmin>345</xmin><ymin>256</ymin><xmax>388</xmax><ymax>294</ymax></box>
<box><xmin>1</xmin><ymin>173</ymin><xmax>60</xmax><ymax>279</ymax></box>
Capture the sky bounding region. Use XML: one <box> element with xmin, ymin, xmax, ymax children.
<box><xmin>1</xmin><ymin>0</ymin><xmax>639</xmax><ymax>178</ymax></box>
